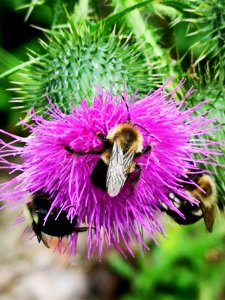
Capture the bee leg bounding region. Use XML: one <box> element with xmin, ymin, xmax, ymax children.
<box><xmin>96</xmin><ymin>132</ymin><xmax>107</xmax><ymax>141</ymax></box>
<box><xmin>73</xmin><ymin>226</ymin><xmax>89</xmax><ymax>232</ymax></box>
<box><xmin>129</xmin><ymin>164</ymin><xmax>142</xmax><ymax>194</ymax></box>
<box><xmin>64</xmin><ymin>145</ymin><xmax>103</xmax><ymax>155</ymax></box>
<box><xmin>73</xmin><ymin>226</ymin><xmax>95</xmax><ymax>233</ymax></box>
<box><xmin>96</xmin><ymin>133</ymin><xmax>112</xmax><ymax>149</ymax></box>
<box><xmin>64</xmin><ymin>145</ymin><xmax>76</xmax><ymax>154</ymax></box>
<box><xmin>142</xmin><ymin>145</ymin><xmax>152</xmax><ymax>154</ymax></box>
<box><xmin>135</xmin><ymin>145</ymin><xmax>151</xmax><ymax>157</ymax></box>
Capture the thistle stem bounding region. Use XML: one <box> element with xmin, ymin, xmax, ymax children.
<box><xmin>117</xmin><ymin>0</ymin><xmax>163</xmax><ymax>58</ymax></box>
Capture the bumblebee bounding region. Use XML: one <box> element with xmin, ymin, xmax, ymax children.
<box><xmin>162</xmin><ymin>171</ymin><xmax>217</xmax><ymax>232</ymax></box>
<box><xmin>24</xmin><ymin>191</ymin><xmax>89</xmax><ymax>248</ymax></box>
<box><xmin>65</xmin><ymin>122</ymin><xmax>151</xmax><ymax>197</ymax></box>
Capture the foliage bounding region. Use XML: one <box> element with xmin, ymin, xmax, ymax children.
<box><xmin>108</xmin><ymin>218</ymin><xmax>225</xmax><ymax>300</ymax></box>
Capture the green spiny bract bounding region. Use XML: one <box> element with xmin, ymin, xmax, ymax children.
<box><xmin>188</xmin><ymin>75</ymin><xmax>225</xmax><ymax>210</ymax></box>
<box><xmin>182</xmin><ymin>0</ymin><xmax>225</xmax><ymax>209</ymax></box>
<box><xmin>11</xmin><ymin>20</ymin><xmax>154</xmax><ymax>114</ymax></box>
<box><xmin>185</xmin><ymin>0</ymin><xmax>225</xmax><ymax>82</ymax></box>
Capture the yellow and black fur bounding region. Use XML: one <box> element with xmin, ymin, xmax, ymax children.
<box><xmin>65</xmin><ymin>122</ymin><xmax>151</xmax><ymax>197</ymax></box>
<box><xmin>163</xmin><ymin>171</ymin><xmax>217</xmax><ymax>232</ymax></box>
<box><xmin>24</xmin><ymin>191</ymin><xmax>88</xmax><ymax>248</ymax></box>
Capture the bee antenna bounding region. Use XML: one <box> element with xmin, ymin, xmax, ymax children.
<box><xmin>134</xmin><ymin>123</ymin><xmax>150</xmax><ymax>134</ymax></box>
<box><xmin>121</xmin><ymin>95</ymin><xmax>150</xmax><ymax>135</ymax></box>
<box><xmin>126</xmin><ymin>103</ymin><xmax>131</xmax><ymax>122</ymax></box>
<box><xmin>121</xmin><ymin>95</ymin><xmax>131</xmax><ymax>122</ymax></box>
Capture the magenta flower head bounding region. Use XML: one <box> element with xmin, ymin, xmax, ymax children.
<box><xmin>0</xmin><ymin>79</ymin><xmax>222</xmax><ymax>257</ymax></box>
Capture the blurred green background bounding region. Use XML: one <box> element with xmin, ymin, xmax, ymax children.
<box><xmin>0</xmin><ymin>0</ymin><xmax>51</xmax><ymax>132</ymax></box>
<box><xmin>0</xmin><ymin>1</ymin><xmax>224</xmax><ymax>300</ymax></box>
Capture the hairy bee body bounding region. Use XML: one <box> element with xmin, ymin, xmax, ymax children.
<box><xmin>163</xmin><ymin>171</ymin><xmax>217</xmax><ymax>232</ymax></box>
<box><xmin>24</xmin><ymin>191</ymin><xmax>88</xmax><ymax>248</ymax></box>
<box><xmin>106</xmin><ymin>123</ymin><xmax>144</xmax><ymax>154</ymax></box>
<box><xmin>65</xmin><ymin>122</ymin><xmax>151</xmax><ymax>197</ymax></box>
<box><xmin>91</xmin><ymin>158</ymin><xmax>108</xmax><ymax>191</ymax></box>
<box><xmin>93</xmin><ymin>123</ymin><xmax>149</xmax><ymax>196</ymax></box>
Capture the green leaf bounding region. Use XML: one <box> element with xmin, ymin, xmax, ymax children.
<box><xmin>100</xmin><ymin>0</ymin><xmax>150</xmax><ymax>28</ymax></box>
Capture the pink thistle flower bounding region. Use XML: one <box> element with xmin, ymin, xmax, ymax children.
<box><xmin>0</xmin><ymin>79</ymin><xmax>222</xmax><ymax>257</ymax></box>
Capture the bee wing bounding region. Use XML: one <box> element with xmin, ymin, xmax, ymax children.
<box><xmin>24</xmin><ymin>205</ymin><xmax>50</xmax><ymax>248</ymax></box>
<box><xmin>123</xmin><ymin>149</ymin><xmax>135</xmax><ymax>169</ymax></box>
<box><xmin>200</xmin><ymin>203</ymin><xmax>216</xmax><ymax>233</ymax></box>
<box><xmin>106</xmin><ymin>141</ymin><xmax>135</xmax><ymax>197</ymax></box>
<box><xmin>106</xmin><ymin>141</ymin><xmax>126</xmax><ymax>197</ymax></box>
